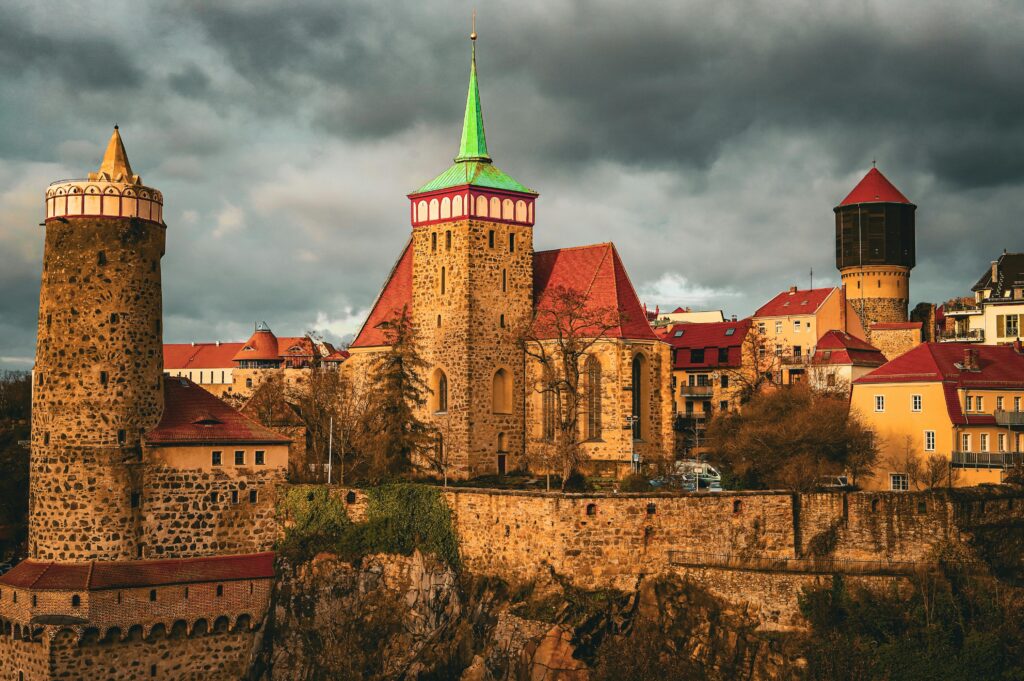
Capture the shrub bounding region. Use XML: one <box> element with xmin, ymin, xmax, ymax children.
<box><xmin>562</xmin><ymin>472</ymin><xmax>591</xmax><ymax>492</ymax></box>
<box><xmin>619</xmin><ymin>473</ymin><xmax>650</xmax><ymax>493</ymax></box>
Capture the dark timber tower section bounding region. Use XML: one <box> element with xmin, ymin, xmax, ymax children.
<box><xmin>31</xmin><ymin>127</ymin><xmax>166</xmax><ymax>561</ymax></box>
<box><xmin>834</xmin><ymin>166</ymin><xmax>916</xmax><ymax>332</ymax></box>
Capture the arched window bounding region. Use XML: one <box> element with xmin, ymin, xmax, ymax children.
<box><xmin>71</xmin><ymin>594</ymin><xmax>81</xmax><ymax>607</ymax></box>
<box><xmin>490</xmin><ymin>196</ymin><xmax>501</xmax><ymax>217</ymax></box>
<box><xmin>631</xmin><ymin>354</ymin><xmax>647</xmax><ymax>440</ymax></box>
<box><xmin>440</xmin><ymin>196</ymin><xmax>451</xmax><ymax>219</ymax></box>
<box><xmin>452</xmin><ymin>194</ymin><xmax>463</xmax><ymax>216</ymax></box>
<box><xmin>432</xmin><ymin>369</ymin><xmax>448</xmax><ymax>413</ymax></box>
<box><xmin>428</xmin><ymin>198</ymin><xmax>439</xmax><ymax>220</ymax></box>
<box><xmin>515</xmin><ymin>200</ymin><xmax>527</xmax><ymax>222</ymax></box>
<box><xmin>416</xmin><ymin>201</ymin><xmax>428</xmax><ymax>222</ymax></box>
<box><xmin>585</xmin><ymin>355</ymin><xmax>602</xmax><ymax>441</ymax></box>
<box><xmin>502</xmin><ymin>198</ymin><xmax>514</xmax><ymax>220</ymax></box>
<box><xmin>492</xmin><ymin>369</ymin><xmax>512</xmax><ymax>414</ymax></box>
<box><xmin>541</xmin><ymin>368</ymin><xmax>555</xmax><ymax>441</ymax></box>
<box><xmin>476</xmin><ymin>195</ymin><xmax>488</xmax><ymax>216</ymax></box>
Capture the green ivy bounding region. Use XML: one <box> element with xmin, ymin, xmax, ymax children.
<box><xmin>276</xmin><ymin>483</ymin><xmax>460</xmax><ymax>569</ymax></box>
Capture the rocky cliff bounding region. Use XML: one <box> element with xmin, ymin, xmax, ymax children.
<box><xmin>253</xmin><ymin>551</ymin><xmax>802</xmax><ymax>681</ymax></box>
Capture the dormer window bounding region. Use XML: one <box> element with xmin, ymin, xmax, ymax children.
<box><xmin>192</xmin><ymin>412</ymin><xmax>223</xmax><ymax>427</ymax></box>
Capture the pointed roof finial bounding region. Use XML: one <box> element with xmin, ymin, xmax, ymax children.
<box><xmin>455</xmin><ymin>13</ymin><xmax>490</xmax><ymax>163</ymax></box>
<box><xmin>89</xmin><ymin>125</ymin><xmax>141</xmax><ymax>184</ymax></box>
<box><xmin>872</xmin><ymin>158</ymin><xmax>877</xmax><ymax>168</ymax></box>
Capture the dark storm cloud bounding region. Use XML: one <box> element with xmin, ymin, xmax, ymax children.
<box><xmin>0</xmin><ymin>8</ymin><xmax>142</xmax><ymax>90</ymax></box>
<box><xmin>3</xmin><ymin>0</ymin><xmax>1024</xmax><ymax>367</ymax></box>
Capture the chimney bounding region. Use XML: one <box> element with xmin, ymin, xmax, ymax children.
<box><xmin>789</xmin><ymin>286</ymin><xmax>798</xmax><ymax>294</ymax></box>
<box><xmin>839</xmin><ymin>285</ymin><xmax>848</xmax><ymax>333</ymax></box>
<box><xmin>731</xmin><ymin>315</ymin><xmax>737</xmax><ymax>322</ymax></box>
<box><xmin>963</xmin><ymin>347</ymin><xmax>979</xmax><ymax>372</ymax></box>
<box><xmin>991</xmin><ymin>260</ymin><xmax>999</xmax><ymax>286</ymax></box>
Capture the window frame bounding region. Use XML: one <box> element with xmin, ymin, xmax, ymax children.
<box><xmin>874</xmin><ymin>395</ymin><xmax>885</xmax><ymax>413</ymax></box>
<box><xmin>234</xmin><ymin>450</ymin><xmax>245</xmax><ymax>466</ymax></box>
<box><xmin>911</xmin><ymin>394</ymin><xmax>922</xmax><ymax>412</ymax></box>
<box><xmin>889</xmin><ymin>473</ymin><xmax>909</xmax><ymax>492</ymax></box>
<box><xmin>924</xmin><ymin>430</ymin><xmax>935</xmax><ymax>452</ymax></box>
<box><xmin>255</xmin><ymin>450</ymin><xmax>265</xmax><ymax>466</ymax></box>
<box><xmin>212</xmin><ymin>450</ymin><xmax>222</xmax><ymax>466</ymax></box>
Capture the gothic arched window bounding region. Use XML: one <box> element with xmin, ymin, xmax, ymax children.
<box><xmin>585</xmin><ymin>355</ymin><xmax>602</xmax><ymax>441</ymax></box>
<box><xmin>432</xmin><ymin>369</ymin><xmax>448</xmax><ymax>413</ymax></box>
<box><xmin>631</xmin><ymin>353</ymin><xmax>647</xmax><ymax>440</ymax></box>
<box><xmin>493</xmin><ymin>368</ymin><xmax>512</xmax><ymax>414</ymax></box>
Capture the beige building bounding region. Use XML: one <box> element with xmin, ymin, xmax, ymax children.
<box><xmin>851</xmin><ymin>343</ymin><xmax>1024</xmax><ymax>490</ymax></box>
<box><xmin>751</xmin><ymin>286</ymin><xmax>867</xmax><ymax>385</ymax></box>
<box><xmin>345</xmin><ymin>36</ymin><xmax>674</xmax><ymax>479</ymax></box>
<box><xmin>941</xmin><ymin>252</ymin><xmax>1024</xmax><ymax>345</ymax></box>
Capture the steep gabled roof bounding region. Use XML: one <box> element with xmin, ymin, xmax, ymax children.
<box><xmin>812</xmin><ymin>330</ymin><xmax>886</xmax><ymax>367</ymax></box>
<box><xmin>351</xmin><ymin>241</ymin><xmax>659</xmax><ymax>347</ymax></box>
<box><xmin>164</xmin><ymin>342</ymin><xmax>244</xmax><ymax>370</ymax></box>
<box><xmin>754</xmin><ymin>287</ymin><xmax>835</xmax><ymax>318</ymax></box>
<box><xmin>972</xmin><ymin>252</ymin><xmax>1024</xmax><ymax>294</ymax></box>
<box><xmin>533</xmin><ymin>243</ymin><xmax>659</xmax><ymax>341</ymax></box>
<box><xmin>146</xmin><ymin>377</ymin><xmax>291</xmax><ymax>446</ymax></box>
<box><xmin>350</xmin><ymin>239</ymin><xmax>414</xmax><ymax>349</ymax></box>
<box><xmin>838</xmin><ymin>167</ymin><xmax>912</xmax><ymax>206</ymax></box>
<box><xmin>0</xmin><ymin>553</ymin><xmax>275</xmax><ymax>591</ymax></box>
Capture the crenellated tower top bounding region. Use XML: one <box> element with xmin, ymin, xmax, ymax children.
<box><xmin>46</xmin><ymin>126</ymin><xmax>164</xmax><ymax>225</ymax></box>
<box><xmin>408</xmin><ymin>29</ymin><xmax>537</xmax><ymax>228</ymax></box>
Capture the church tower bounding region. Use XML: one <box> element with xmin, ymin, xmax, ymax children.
<box><xmin>32</xmin><ymin>127</ymin><xmax>166</xmax><ymax>561</ymax></box>
<box><xmin>407</xmin><ymin>30</ymin><xmax>538</xmax><ymax>477</ymax></box>
<box><xmin>835</xmin><ymin>166</ymin><xmax>916</xmax><ymax>331</ymax></box>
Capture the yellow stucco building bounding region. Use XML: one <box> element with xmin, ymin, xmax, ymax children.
<box><xmin>851</xmin><ymin>343</ymin><xmax>1024</xmax><ymax>490</ymax></box>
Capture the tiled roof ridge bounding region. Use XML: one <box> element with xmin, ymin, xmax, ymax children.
<box><xmin>85</xmin><ymin>561</ymin><xmax>96</xmax><ymax>589</ymax></box>
<box><xmin>607</xmin><ymin>243</ymin><xmax>659</xmax><ymax>341</ymax></box>
<box><xmin>28</xmin><ymin>562</ymin><xmax>52</xmax><ymax>589</ymax></box>
<box><xmin>534</xmin><ymin>241</ymin><xmax>613</xmax><ymax>256</ymax></box>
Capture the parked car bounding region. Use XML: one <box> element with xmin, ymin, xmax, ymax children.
<box><xmin>673</xmin><ymin>460</ymin><xmax>722</xmax><ymax>484</ymax></box>
<box><xmin>706</xmin><ymin>480</ymin><xmax>724</xmax><ymax>493</ymax></box>
<box><xmin>649</xmin><ymin>474</ymin><xmax>698</xmax><ymax>492</ymax></box>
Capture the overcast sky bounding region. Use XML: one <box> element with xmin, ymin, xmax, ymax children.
<box><xmin>1</xmin><ymin>0</ymin><xmax>1022</xmax><ymax>368</ymax></box>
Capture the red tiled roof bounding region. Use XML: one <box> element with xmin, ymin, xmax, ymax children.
<box><xmin>145</xmin><ymin>377</ymin><xmax>291</xmax><ymax>445</ymax></box>
<box><xmin>533</xmin><ymin>243</ymin><xmax>659</xmax><ymax>341</ymax></box>
<box><xmin>351</xmin><ymin>240</ymin><xmax>414</xmax><ymax>348</ymax></box>
<box><xmin>855</xmin><ymin>344</ymin><xmax>1024</xmax><ymax>388</ymax></box>
<box><xmin>655</xmin><ymin>319</ymin><xmax>751</xmax><ymax>369</ymax></box>
<box><xmin>352</xmin><ymin>241</ymin><xmax>659</xmax><ymax>346</ymax></box>
<box><xmin>323</xmin><ymin>349</ymin><xmax>350</xmax><ymax>362</ymax></box>
<box><xmin>232</xmin><ymin>327</ymin><xmax>280</xmax><ymax>362</ymax></box>
<box><xmin>164</xmin><ymin>342</ymin><xmax>244</xmax><ymax>370</ymax></box>
<box><xmin>870</xmin><ymin>322</ymin><xmax>922</xmax><ymax>331</ymax></box>
<box><xmin>0</xmin><ymin>553</ymin><xmax>275</xmax><ymax>591</ymax></box>
<box><xmin>838</xmin><ymin>167</ymin><xmax>912</xmax><ymax>207</ymax></box>
<box><xmin>812</xmin><ymin>330</ymin><xmax>886</xmax><ymax>367</ymax></box>
<box><xmin>754</xmin><ymin>287</ymin><xmax>835</xmax><ymax>318</ymax></box>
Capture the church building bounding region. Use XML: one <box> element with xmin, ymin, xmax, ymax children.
<box><xmin>345</xmin><ymin>32</ymin><xmax>674</xmax><ymax>479</ymax></box>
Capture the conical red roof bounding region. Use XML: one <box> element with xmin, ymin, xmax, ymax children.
<box><xmin>232</xmin><ymin>322</ymin><xmax>280</xmax><ymax>362</ymax></box>
<box><xmin>838</xmin><ymin>167</ymin><xmax>911</xmax><ymax>207</ymax></box>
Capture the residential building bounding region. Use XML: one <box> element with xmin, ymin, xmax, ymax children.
<box><xmin>941</xmin><ymin>252</ymin><xmax>1024</xmax><ymax>345</ymax></box>
<box><xmin>163</xmin><ymin>323</ymin><xmax>344</xmax><ymax>397</ymax></box>
<box><xmin>655</xmin><ymin>318</ymin><xmax>751</xmax><ymax>456</ymax></box>
<box><xmin>344</xmin><ymin>34</ymin><xmax>674</xmax><ymax>479</ymax></box>
<box><xmin>851</xmin><ymin>343</ymin><xmax>1024</xmax><ymax>490</ymax></box>
<box><xmin>808</xmin><ymin>330</ymin><xmax>887</xmax><ymax>392</ymax></box>
<box><xmin>751</xmin><ymin>286</ymin><xmax>867</xmax><ymax>385</ymax></box>
<box><xmin>656</xmin><ymin>308</ymin><xmax>727</xmax><ymax>325</ymax></box>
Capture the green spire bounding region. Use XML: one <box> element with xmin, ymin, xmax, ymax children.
<box><xmin>455</xmin><ymin>39</ymin><xmax>490</xmax><ymax>163</ymax></box>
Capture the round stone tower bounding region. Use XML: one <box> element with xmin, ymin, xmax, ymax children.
<box><xmin>31</xmin><ymin>127</ymin><xmax>166</xmax><ymax>561</ymax></box>
<box><xmin>834</xmin><ymin>166</ymin><xmax>916</xmax><ymax>329</ymax></box>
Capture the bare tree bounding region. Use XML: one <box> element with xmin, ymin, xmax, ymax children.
<box><xmin>518</xmin><ymin>285</ymin><xmax>619</xmax><ymax>489</ymax></box>
<box><xmin>884</xmin><ymin>436</ymin><xmax>958</xmax><ymax>491</ymax></box>
<box><xmin>719</xmin><ymin>327</ymin><xmax>788</xmax><ymax>405</ymax></box>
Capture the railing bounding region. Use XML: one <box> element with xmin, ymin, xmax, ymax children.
<box><xmin>667</xmin><ymin>550</ymin><xmax>949</xmax><ymax>575</ymax></box>
<box><xmin>679</xmin><ymin>385</ymin><xmax>713</xmax><ymax>396</ymax></box>
<box><xmin>994</xmin><ymin>410</ymin><xmax>1024</xmax><ymax>427</ymax></box>
<box><xmin>780</xmin><ymin>354</ymin><xmax>809</xmax><ymax>366</ymax></box>
<box><xmin>951</xmin><ymin>451</ymin><xmax>1024</xmax><ymax>469</ymax></box>
<box><xmin>943</xmin><ymin>302</ymin><xmax>982</xmax><ymax>315</ymax></box>
<box><xmin>938</xmin><ymin>328</ymin><xmax>984</xmax><ymax>342</ymax></box>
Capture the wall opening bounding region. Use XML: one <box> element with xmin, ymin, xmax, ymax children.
<box><xmin>492</xmin><ymin>368</ymin><xmax>513</xmax><ymax>414</ymax></box>
<box><xmin>431</xmin><ymin>368</ymin><xmax>448</xmax><ymax>413</ymax></box>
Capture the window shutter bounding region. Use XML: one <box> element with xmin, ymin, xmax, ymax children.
<box><xmin>997</xmin><ymin>314</ymin><xmax>1006</xmax><ymax>337</ymax></box>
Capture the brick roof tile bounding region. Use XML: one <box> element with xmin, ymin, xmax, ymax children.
<box><xmin>754</xmin><ymin>288</ymin><xmax>835</xmax><ymax>318</ymax></box>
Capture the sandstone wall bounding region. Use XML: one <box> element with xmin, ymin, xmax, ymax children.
<box><xmin>31</xmin><ymin>216</ymin><xmax>166</xmax><ymax>561</ymax></box>
<box><xmin>140</xmin><ymin>460</ymin><xmax>286</xmax><ymax>559</ymax></box>
<box><xmin>870</xmin><ymin>327</ymin><xmax>921</xmax><ymax>361</ymax></box>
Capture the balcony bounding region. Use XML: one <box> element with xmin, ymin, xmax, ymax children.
<box><xmin>951</xmin><ymin>451</ymin><xmax>1024</xmax><ymax>469</ymax></box>
<box><xmin>994</xmin><ymin>410</ymin><xmax>1024</xmax><ymax>428</ymax></box>
<box><xmin>938</xmin><ymin>328</ymin><xmax>984</xmax><ymax>343</ymax></box>
<box><xmin>780</xmin><ymin>354</ymin><xmax>809</xmax><ymax>366</ymax></box>
<box><xmin>680</xmin><ymin>385</ymin><xmax>713</xmax><ymax>396</ymax></box>
<box><xmin>943</xmin><ymin>302</ymin><xmax>982</xmax><ymax>316</ymax></box>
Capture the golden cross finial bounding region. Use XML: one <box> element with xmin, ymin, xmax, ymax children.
<box><xmin>471</xmin><ymin>9</ymin><xmax>477</xmax><ymax>40</ymax></box>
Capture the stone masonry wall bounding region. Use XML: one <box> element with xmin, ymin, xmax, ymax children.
<box><xmin>140</xmin><ymin>462</ymin><xmax>286</xmax><ymax>559</ymax></box>
<box><xmin>31</xmin><ymin>216</ymin><xmax>166</xmax><ymax>562</ymax></box>
<box><xmin>870</xmin><ymin>327</ymin><xmax>921</xmax><ymax>361</ymax></box>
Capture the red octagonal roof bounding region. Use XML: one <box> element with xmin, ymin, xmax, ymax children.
<box><xmin>838</xmin><ymin>167</ymin><xmax>912</xmax><ymax>207</ymax></box>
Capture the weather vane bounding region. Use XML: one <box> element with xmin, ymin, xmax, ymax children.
<box><xmin>471</xmin><ymin>9</ymin><xmax>477</xmax><ymax>40</ymax></box>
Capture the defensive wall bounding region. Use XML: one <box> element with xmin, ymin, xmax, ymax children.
<box><xmin>333</xmin><ymin>485</ymin><xmax>1024</xmax><ymax>628</ymax></box>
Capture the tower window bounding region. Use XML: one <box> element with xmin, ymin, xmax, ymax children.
<box><xmin>431</xmin><ymin>232</ymin><xmax>437</xmax><ymax>252</ymax></box>
<box><xmin>131</xmin><ymin>492</ymin><xmax>140</xmax><ymax>508</ymax></box>
<box><xmin>231</xmin><ymin>490</ymin><xmax>239</xmax><ymax>504</ymax></box>
<box><xmin>100</xmin><ymin>371</ymin><xmax>109</xmax><ymax>386</ymax></box>
<box><xmin>440</xmin><ymin>267</ymin><xmax>446</xmax><ymax>294</ymax></box>
<box><xmin>97</xmin><ymin>251</ymin><xmax>107</xmax><ymax>266</ymax></box>
<box><xmin>509</xmin><ymin>233</ymin><xmax>516</xmax><ymax>252</ymax></box>
<box><xmin>437</xmin><ymin>314</ymin><xmax>442</xmax><ymax>328</ymax></box>
<box><xmin>149</xmin><ymin>589</ymin><xmax>157</xmax><ymax>602</ymax></box>
<box><xmin>71</xmin><ymin>595</ymin><xmax>81</xmax><ymax>607</ymax></box>
<box><xmin>110</xmin><ymin>313</ymin><xmax>119</xmax><ymax>324</ymax></box>
<box><xmin>117</xmin><ymin>429</ymin><xmax>126</xmax><ymax>444</ymax></box>
<box><xmin>500</xmin><ymin>314</ymin><xmax>506</xmax><ymax>328</ymax></box>
<box><xmin>43</xmin><ymin>432</ymin><xmax>50</xmax><ymax>445</ymax></box>
<box><xmin>209</xmin><ymin>491</ymin><xmax>219</xmax><ymax>503</ymax></box>
<box><xmin>445</xmin><ymin>231</ymin><xmax>451</xmax><ymax>250</ymax></box>
<box><xmin>216</xmin><ymin>585</ymin><xmax>224</xmax><ymax>597</ymax></box>
<box><xmin>489</xmin><ymin>230</ymin><xmax>495</xmax><ymax>248</ymax></box>
<box><xmin>250</xmin><ymin>490</ymin><xmax>258</xmax><ymax>503</ymax></box>
<box><xmin>502</xmin><ymin>269</ymin><xmax>507</xmax><ymax>292</ymax></box>
<box><xmin>46</xmin><ymin>313</ymin><xmax>51</xmax><ymax>327</ymax></box>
